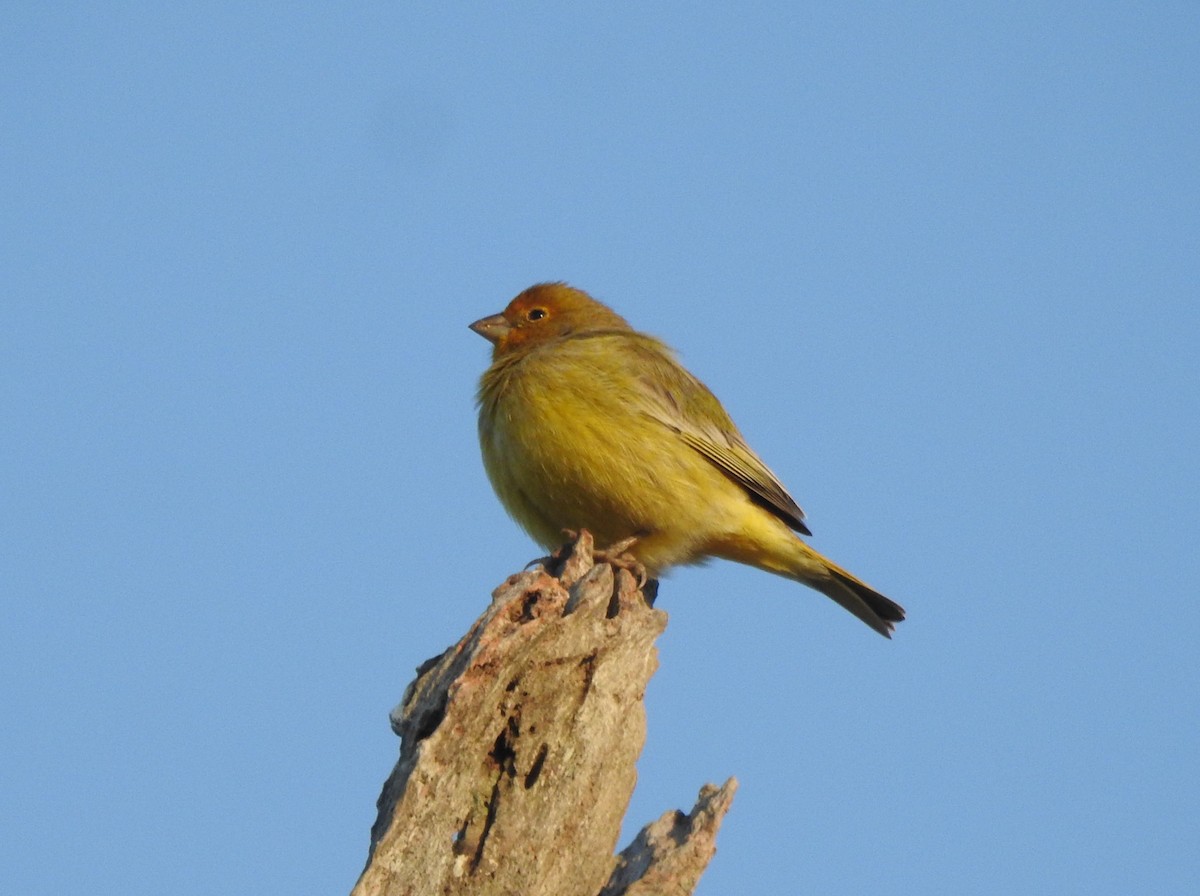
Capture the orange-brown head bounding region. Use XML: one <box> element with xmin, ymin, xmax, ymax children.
<box><xmin>469</xmin><ymin>282</ymin><xmax>632</xmax><ymax>357</ymax></box>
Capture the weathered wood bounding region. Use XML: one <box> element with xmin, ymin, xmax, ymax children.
<box><xmin>352</xmin><ymin>533</ymin><xmax>735</xmax><ymax>896</ymax></box>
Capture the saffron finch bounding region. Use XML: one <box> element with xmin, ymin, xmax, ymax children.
<box><xmin>471</xmin><ymin>283</ymin><xmax>905</xmax><ymax>637</ymax></box>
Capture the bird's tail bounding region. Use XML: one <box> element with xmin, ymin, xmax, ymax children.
<box><xmin>798</xmin><ymin>550</ymin><xmax>906</xmax><ymax>638</ymax></box>
<box><xmin>709</xmin><ymin>522</ymin><xmax>906</xmax><ymax>637</ymax></box>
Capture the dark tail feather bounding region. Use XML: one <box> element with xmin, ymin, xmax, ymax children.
<box><xmin>825</xmin><ymin>568</ymin><xmax>906</xmax><ymax>639</ymax></box>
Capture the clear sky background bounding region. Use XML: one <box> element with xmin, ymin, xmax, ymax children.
<box><xmin>3</xmin><ymin>4</ymin><xmax>1198</xmax><ymax>894</ymax></box>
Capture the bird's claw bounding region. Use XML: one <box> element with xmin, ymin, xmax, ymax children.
<box><xmin>526</xmin><ymin>529</ymin><xmax>583</xmax><ymax>572</ymax></box>
<box><xmin>527</xmin><ymin>530</ymin><xmax>649</xmax><ymax>590</ymax></box>
<box><xmin>590</xmin><ymin>536</ymin><xmax>649</xmax><ymax>589</ymax></box>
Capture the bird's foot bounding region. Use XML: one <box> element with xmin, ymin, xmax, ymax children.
<box><xmin>527</xmin><ymin>530</ymin><xmax>649</xmax><ymax>590</ymax></box>
<box><xmin>525</xmin><ymin>529</ymin><xmax>582</xmax><ymax>572</ymax></box>
<box><xmin>590</xmin><ymin>535</ymin><xmax>649</xmax><ymax>589</ymax></box>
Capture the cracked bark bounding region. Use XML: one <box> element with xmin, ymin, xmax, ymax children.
<box><xmin>351</xmin><ymin>532</ymin><xmax>736</xmax><ymax>896</ymax></box>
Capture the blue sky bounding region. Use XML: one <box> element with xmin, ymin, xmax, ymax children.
<box><xmin>3</xmin><ymin>4</ymin><xmax>1198</xmax><ymax>893</ymax></box>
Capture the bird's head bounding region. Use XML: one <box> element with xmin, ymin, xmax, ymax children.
<box><xmin>469</xmin><ymin>282</ymin><xmax>632</xmax><ymax>357</ymax></box>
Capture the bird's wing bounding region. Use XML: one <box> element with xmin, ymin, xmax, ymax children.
<box><xmin>627</xmin><ymin>336</ymin><xmax>812</xmax><ymax>536</ymax></box>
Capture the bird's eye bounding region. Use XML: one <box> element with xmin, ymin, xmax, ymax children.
<box><xmin>527</xmin><ymin>308</ymin><xmax>547</xmax><ymax>321</ymax></box>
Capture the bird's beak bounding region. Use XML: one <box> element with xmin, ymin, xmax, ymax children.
<box><xmin>469</xmin><ymin>312</ymin><xmax>511</xmax><ymax>345</ymax></box>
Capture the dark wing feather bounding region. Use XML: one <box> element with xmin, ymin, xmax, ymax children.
<box><xmin>674</xmin><ymin>429</ymin><xmax>811</xmax><ymax>535</ymax></box>
<box><xmin>626</xmin><ymin>335</ymin><xmax>812</xmax><ymax>536</ymax></box>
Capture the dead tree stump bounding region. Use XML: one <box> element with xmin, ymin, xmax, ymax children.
<box><xmin>352</xmin><ymin>532</ymin><xmax>736</xmax><ymax>896</ymax></box>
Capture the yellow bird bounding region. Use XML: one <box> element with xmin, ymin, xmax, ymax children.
<box><xmin>470</xmin><ymin>283</ymin><xmax>905</xmax><ymax>637</ymax></box>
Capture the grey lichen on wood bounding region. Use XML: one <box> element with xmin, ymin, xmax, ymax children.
<box><xmin>351</xmin><ymin>531</ymin><xmax>737</xmax><ymax>896</ymax></box>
